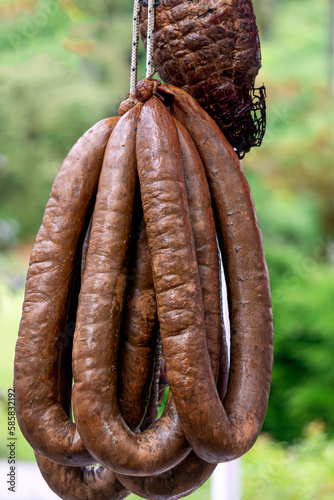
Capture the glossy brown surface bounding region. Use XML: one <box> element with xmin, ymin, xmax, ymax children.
<box><xmin>35</xmin><ymin>227</ymin><xmax>130</xmax><ymax>500</ymax></box>
<box><xmin>36</xmin><ymin>127</ymin><xmax>221</xmax><ymax>495</ymax></box>
<box><xmin>156</xmin><ymin>83</ymin><xmax>273</xmax><ymax>463</ymax></box>
<box><xmin>115</xmin><ymin>98</ymin><xmax>224</xmax><ymax>499</ymax></box>
<box><xmin>17</xmin><ymin>78</ymin><xmax>273</xmax><ymax>497</ymax></box>
<box><xmin>14</xmin><ymin>117</ymin><xmax>119</xmax><ymax>466</ymax></box>
<box><xmin>34</xmin><ymin>203</ymin><xmax>131</xmax><ymax>500</ymax></box>
<box><xmin>116</xmin><ymin>451</ymin><xmax>216</xmax><ymax>500</ymax></box>
<box><xmin>72</xmin><ymin>103</ymin><xmax>190</xmax><ymax>476</ymax></box>
<box><xmin>139</xmin><ymin>0</ymin><xmax>262</xmax><ymax>154</ymax></box>
<box><xmin>137</xmin><ymin>97</ymin><xmax>212</xmax><ymax>400</ymax></box>
<box><xmin>118</xmin><ymin>217</ymin><xmax>159</xmax><ymax>431</ymax></box>
<box><xmin>35</xmin><ymin>453</ymin><xmax>129</xmax><ymax>500</ymax></box>
<box><xmin>137</xmin><ymin>95</ymin><xmax>219</xmax><ymax>458</ymax></box>
<box><xmin>174</xmin><ymin>118</ymin><xmax>225</xmax><ymax>379</ymax></box>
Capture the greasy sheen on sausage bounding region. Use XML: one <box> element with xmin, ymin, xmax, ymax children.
<box><xmin>115</xmin><ymin>97</ymin><xmax>225</xmax><ymax>498</ymax></box>
<box><xmin>155</xmin><ymin>83</ymin><xmax>274</xmax><ymax>463</ymax></box>
<box><xmin>116</xmin><ymin>451</ymin><xmax>216</xmax><ymax>500</ymax></box>
<box><xmin>137</xmin><ymin>95</ymin><xmax>216</xmax><ymax>403</ymax></box>
<box><xmin>174</xmin><ymin>118</ymin><xmax>226</xmax><ymax>380</ymax></box>
<box><xmin>35</xmin><ymin>208</ymin><xmax>128</xmax><ymax>500</ymax></box>
<box><xmin>14</xmin><ymin>117</ymin><xmax>119</xmax><ymax>466</ymax></box>
<box><xmin>118</xmin><ymin>216</ymin><xmax>159</xmax><ymax>431</ymax></box>
<box><xmin>72</xmin><ymin>103</ymin><xmax>190</xmax><ymax>476</ymax></box>
<box><xmin>35</xmin><ymin>452</ymin><xmax>129</xmax><ymax>500</ymax></box>
<box><xmin>137</xmin><ymin>95</ymin><xmax>223</xmax><ymax>461</ymax></box>
<box><xmin>35</xmin><ymin>240</ymin><xmax>129</xmax><ymax>500</ymax></box>
<box><xmin>35</xmin><ymin>266</ymin><xmax>129</xmax><ymax>500</ymax></box>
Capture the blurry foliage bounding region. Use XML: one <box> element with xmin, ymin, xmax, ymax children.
<box><xmin>130</xmin><ymin>424</ymin><xmax>334</xmax><ymax>499</ymax></box>
<box><xmin>0</xmin><ymin>0</ymin><xmax>334</xmax><ymax>443</ymax></box>
<box><xmin>252</xmin><ymin>0</ymin><xmax>279</xmax><ymax>39</ymax></box>
<box><xmin>248</xmin><ymin>0</ymin><xmax>334</xmax><ymax>441</ymax></box>
<box><xmin>242</xmin><ymin>424</ymin><xmax>334</xmax><ymax>499</ymax></box>
<box><xmin>0</xmin><ymin>0</ymin><xmax>145</xmax><ymax>239</ymax></box>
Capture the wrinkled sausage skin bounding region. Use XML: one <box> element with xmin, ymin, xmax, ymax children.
<box><xmin>14</xmin><ymin>117</ymin><xmax>119</xmax><ymax>466</ymax></box>
<box><xmin>72</xmin><ymin>104</ymin><xmax>190</xmax><ymax>476</ymax></box>
<box><xmin>154</xmin><ymin>83</ymin><xmax>273</xmax><ymax>463</ymax></box>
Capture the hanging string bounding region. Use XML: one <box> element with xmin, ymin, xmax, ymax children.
<box><xmin>145</xmin><ymin>0</ymin><xmax>155</xmax><ymax>78</ymax></box>
<box><xmin>130</xmin><ymin>0</ymin><xmax>156</xmax><ymax>94</ymax></box>
<box><xmin>130</xmin><ymin>0</ymin><xmax>141</xmax><ymax>94</ymax></box>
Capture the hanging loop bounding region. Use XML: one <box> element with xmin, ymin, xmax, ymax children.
<box><xmin>129</xmin><ymin>0</ymin><xmax>156</xmax><ymax>94</ymax></box>
<box><xmin>145</xmin><ymin>0</ymin><xmax>156</xmax><ymax>78</ymax></box>
<box><xmin>130</xmin><ymin>0</ymin><xmax>141</xmax><ymax>94</ymax></box>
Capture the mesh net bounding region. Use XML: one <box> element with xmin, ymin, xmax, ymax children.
<box><xmin>207</xmin><ymin>84</ymin><xmax>267</xmax><ymax>159</ymax></box>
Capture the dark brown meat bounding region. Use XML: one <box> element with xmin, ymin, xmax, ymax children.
<box><xmin>115</xmin><ymin>94</ymin><xmax>224</xmax><ymax>498</ymax></box>
<box><xmin>155</xmin><ymin>83</ymin><xmax>273</xmax><ymax>463</ymax></box>
<box><xmin>35</xmin><ymin>221</ymin><xmax>130</xmax><ymax>500</ymax></box>
<box><xmin>174</xmin><ymin>117</ymin><xmax>225</xmax><ymax>378</ymax></box>
<box><xmin>14</xmin><ymin>116</ymin><xmax>119</xmax><ymax>466</ymax></box>
<box><xmin>72</xmin><ymin>103</ymin><xmax>190</xmax><ymax>476</ymax></box>
<box><xmin>139</xmin><ymin>0</ymin><xmax>265</xmax><ymax>156</ymax></box>
<box><xmin>35</xmin><ymin>453</ymin><xmax>129</xmax><ymax>500</ymax></box>
<box><xmin>116</xmin><ymin>451</ymin><xmax>216</xmax><ymax>500</ymax></box>
<box><xmin>34</xmin><ymin>200</ymin><xmax>129</xmax><ymax>500</ymax></box>
<box><xmin>118</xmin><ymin>217</ymin><xmax>159</xmax><ymax>431</ymax></box>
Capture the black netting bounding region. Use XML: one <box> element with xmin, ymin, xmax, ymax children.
<box><xmin>208</xmin><ymin>84</ymin><xmax>267</xmax><ymax>160</ymax></box>
<box><xmin>249</xmin><ymin>85</ymin><xmax>267</xmax><ymax>150</ymax></box>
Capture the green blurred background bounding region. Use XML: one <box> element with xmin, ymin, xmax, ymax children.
<box><xmin>0</xmin><ymin>0</ymin><xmax>334</xmax><ymax>497</ymax></box>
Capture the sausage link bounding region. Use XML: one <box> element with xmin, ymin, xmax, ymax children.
<box><xmin>136</xmin><ymin>96</ymin><xmax>215</xmax><ymax>417</ymax></box>
<box><xmin>35</xmin><ymin>205</ymin><xmax>161</xmax><ymax>499</ymax></box>
<box><xmin>173</xmin><ymin>118</ymin><xmax>226</xmax><ymax>380</ymax></box>
<box><xmin>34</xmin><ymin>212</ymin><xmax>130</xmax><ymax>500</ymax></box>
<box><xmin>35</xmin><ymin>453</ymin><xmax>129</xmax><ymax>500</ymax></box>
<box><xmin>14</xmin><ymin>116</ymin><xmax>119</xmax><ymax>466</ymax></box>
<box><xmin>72</xmin><ymin>103</ymin><xmax>190</xmax><ymax>476</ymax></box>
<box><xmin>116</xmin><ymin>451</ymin><xmax>215</xmax><ymax>500</ymax></box>
<box><xmin>125</xmin><ymin>265</ymin><xmax>226</xmax><ymax>500</ymax></box>
<box><xmin>135</xmin><ymin>112</ymin><xmax>225</xmax><ymax>437</ymax></box>
<box><xmin>118</xmin><ymin>216</ymin><xmax>159</xmax><ymax>431</ymax></box>
<box><xmin>116</xmin><ymin>99</ymin><xmax>224</xmax><ymax>497</ymax></box>
<box><xmin>156</xmin><ymin>83</ymin><xmax>273</xmax><ymax>463</ymax></box>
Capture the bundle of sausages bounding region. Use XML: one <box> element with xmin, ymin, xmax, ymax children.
<box><xmin>14</xmin><ymin>79</ymin><xmax>273</xmax><ymax>500</ymax></box>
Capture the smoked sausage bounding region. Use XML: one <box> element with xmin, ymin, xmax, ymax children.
<box><xmin>14</xmin><ymin>117</ymin><xmax>119</xmax><ymax>466</ymax></box>
<box><xmin>154</xmin><ymin>83</ymin><xmax>274</xmax><ymax>463</ymax></box>
<box><xmin>72</xmin><ymin>103</ymin><xmax>191</xmax><ymax>476</ymax></box>
<box><xmin>118</xmin><ymin>216</ymin><xmax>159</xmax><ymax>431</ymax></box>
<box><xmin>115</xmin><ymin>92</ymin><xmax>225</xmax><ymax>499</ymax></box>
<box><xmin>35</xmin><ymin>454</ymin><xmax>129</xmax><ymax>500</ymax></box>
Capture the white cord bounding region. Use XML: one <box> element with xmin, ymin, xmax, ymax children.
<box><xmin>146</xmin><ymin>0</ymin><xmax>156</xmax><ymax>78</ymax></box>
<box><xmin>130</xmin><ymin>0</ymin><xmax>156</xmax><ymax>93</ymax></box>
<box><xmin>130</xmin><ymin>0</ymin><xmax>141</xmax><ymax>94</ymax></box>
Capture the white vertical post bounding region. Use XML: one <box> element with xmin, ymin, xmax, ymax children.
<box><xmin>212</xmin><ymin>461</ymin><xmax>241</xmax><ymax>500</ymax></box>
<box><xmin>211</xmin><ymin>256</ymin><xmax>241</xmax><ymax>500</ymax></box>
